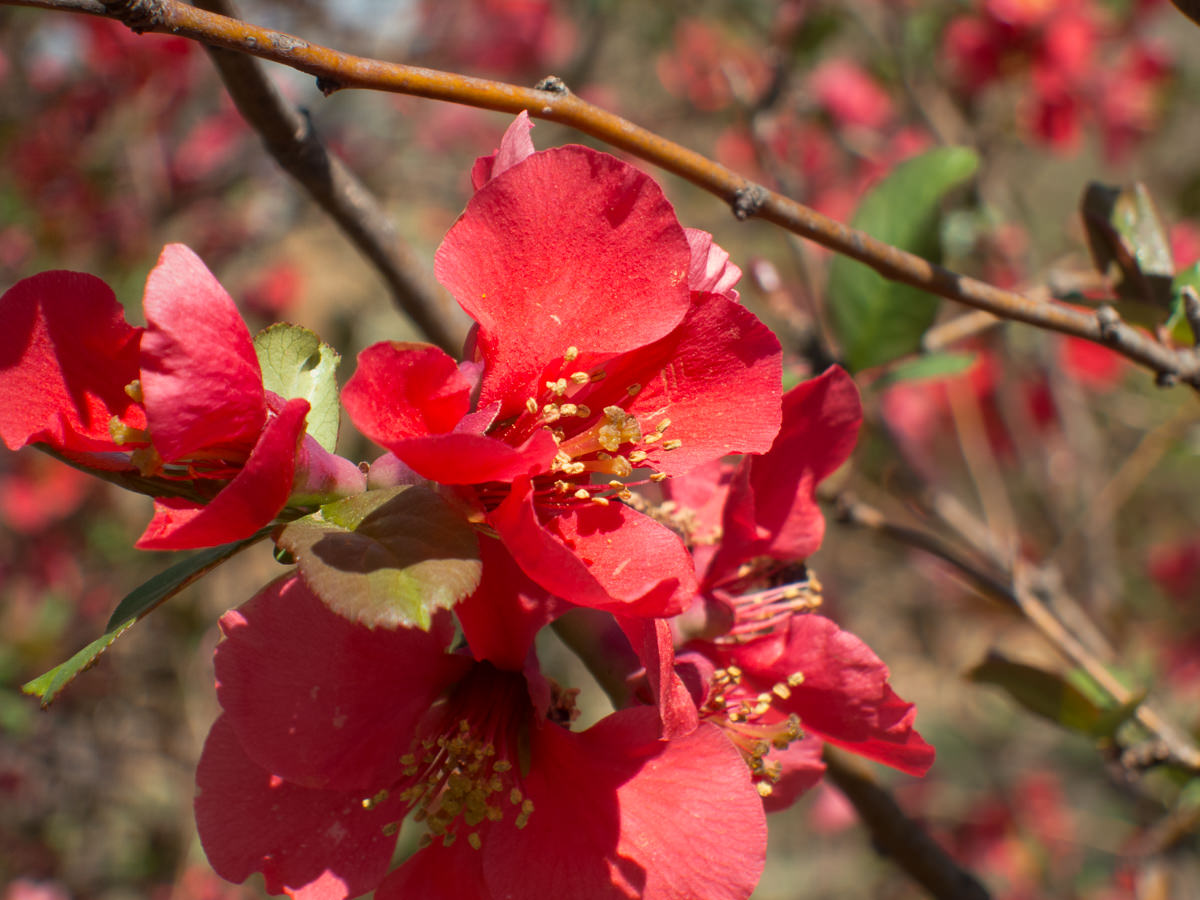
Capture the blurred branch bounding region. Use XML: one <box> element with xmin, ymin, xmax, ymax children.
<box><xmin>833</xmin><ymin>493</ymin><xmax>1200</xmax><ymax>774</ymax></box>
<box><xmin>191</xmin><ymin>0</ymin><xmax>463</xmax><ymax>354</ymax></box>
<box><xmin>822</xmin><ymin>746</ymin><xmax>992</xmax><ymax>900</ymax></box>
<box><xmin>5</xmin><ymin>0</ymin><xmax>1200</xmax><ymax>389</ymax></box>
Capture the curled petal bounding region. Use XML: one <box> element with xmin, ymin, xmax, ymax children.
<box><xmin>617</xmin><ymin>615</ymin><xmax>699</xmax><ymax>739</ymax></box>
<box><xmin>342</xmin><ymin>341</ymin><xmax>472</xmax><ymax>444</ymax></box>
<box><xmin>384</xmin><ymin>429</ymin><xmax>559</xmax><ymax>485</ymax></box>
<box><xmin>437</xmin><ymin>146</ymin><xmax>693</xmax><ymax>417</ymax></box>
<box><xmin>135</xmin><ymin>398</ymin><xmax>310</xmax><ymax>550</ymax></box>
<box><xmin>470</xmin><ymin>110</ymin><xmax>536</xmax><ymax>189</ymax></box>
<box><xmin>140</xmin><ymin>244</ymin><xmax>265</xmax><ymax>461</ymax></box>
<box><xmin>0</xmin><ymin>271</ymin><xmax>144</xmax><ymax>453</ymax></box>
<box><xmin>684</xmin><ymin>227</ymin><xmax>742</xmax><ymax>300</ymax></box>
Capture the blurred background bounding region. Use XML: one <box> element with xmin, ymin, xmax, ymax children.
<box><xmin>2</xmin><ymin>0</ymin><xmax>1200</xmax><ymax>897</ymax></box>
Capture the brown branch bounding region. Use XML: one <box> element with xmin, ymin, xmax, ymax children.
<box><xmin>834</xmin><ymin>494</ymin><xmax>1200</xmax><ymax>774</ymax></box>
<box><xmin>823</xmin><ymin>746</ymin><xmax>992</xmax><ymax>900</ymax></box>
<box><xmin>5</xmin><ymin>0</ymin><xmax>1200</xmax><ymax>388</ymax></box>
<box><xmin>190</xmin><ymin>0</ymin><xmax>464</xmax><ymax>354</ymax></box>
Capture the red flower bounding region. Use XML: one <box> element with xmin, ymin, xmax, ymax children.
<box><xmin>343</xmin><ymin>114</ymin><xmax>782</xmax><ymax>619</ymax></box>
<box><xmin>196</xmin><ymin>575</ymin><xmax>768</xmax><ymax>900</ymax></box>
<box><xmin>658</xmin><ymin>368</ymin><xmax>933</xmax><ymax>797</ymax></box>
<box><xmin>0</xmin><ymin>243</ymin><xmax>362</xmax><ymax>549</ymax></box>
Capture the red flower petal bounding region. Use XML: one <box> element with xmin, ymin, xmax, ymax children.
<box><xmin>734</xmin><ymin>614</ymin><xmax>935</xmax><ymax>777</ymax></box>
<box><xmin>492</xmin><ymin>482</ymin><xmax>697</xmax><ymax>616</ymax></box>
<box><xmin>456</xmin><ymin>536</ymin><xmax>566</xmax><ymax>669</ymax></box>
<box><xmin>212</xmin><ymin>574</ymin><xmax>468</xmax><ymax>792</ymax></box>
<box><xmin>684</xmin><ymin>227</ymin><xmax>742</xmax><ymax>299</ymax></box>
<box><xmin>140</xmin><ymin>244</ymin><xmax>265</xmax><ymax>462</ymax></box>
<box><xmin>0</xmin><ymin>271</ymin><xmax>144</xmax><ymax>453</ymax></box>
<box><xmin>718</xmin><ymin>366</ymin><xmax>861</xmax><ymax>568</ymax></box>
<box><xmin>341</xmin><ymin>341</ymin><xmax>472</xmax><ymax>443</ymax></box>
<box><xmin>470</xmin><ymin>110</ymin><xmax>536</xmax><ymax>190</ymax></box>
<box><xmin>761</xmin><ymin>733</ymin><xmax>826</xmax><ymax>813</ymax></box>
<box><xmin>135</xmin><ymin>398</ymin><xmax>310</xmax><ymax>550</ymax></box>
<box><xmin>195</xmin><ymin>715</ymin><xmax>406</xmax><ymax>900</ymax></box>
<box><xmin>622</xmin><ymin>292</ymin><xmax>782</xmax><ymax>476</ymax></box>
<box><xmin>384</xmin><ymin>429</ymin><xmax>559</xmax><ymax>485</ymax></box>
<box><xmin>617</xmin><ymin>615</ymin><xmax>699</xmax><ymax>739</ymax></box>
<box><xmin>483</xmin><ymin>708</ymin><xmax>766</xmax><ymax>900</ymax></box>
<box><xmin>436</xmin><ymin>146</ymin><xmax>693</xmax><ymax>417</ymax></box>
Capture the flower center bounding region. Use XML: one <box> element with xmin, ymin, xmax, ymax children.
<box><xmin>715</xmin><ymin>564</ymin><xmax>823</xmax><ymax>641</ymax></box>
<box><xmin>485</xmin><ymin>346</ymin><xmax>683</xmax><ymax>511</ymax></box>
<box><xmin>371</xmin><ymin>664</ymin><xmax>535</xmax><ymax>851</ymax></box>
<box><xmin>699</xmin><ymin>664</ymin><xmax>806</xmax><ymax>798</ymax></box>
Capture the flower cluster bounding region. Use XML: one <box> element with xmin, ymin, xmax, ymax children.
<box><xmin>1</xmin><ymin>114</ymin><xmax>932</xmax><ymax>899</ymax></box>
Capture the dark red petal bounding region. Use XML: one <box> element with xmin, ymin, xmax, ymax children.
<box><xmin>377</xmin><ymin>839</ymin><xmax>490</xmax><ymax>900</ymax></box>
<box><xmin>456</xmin><ymin>536</ymin><xmax>567</xmax><ymax>669</ymax></box>
<box><xmin>470</xmin><ymin>110</ymin><xmax>536</xmax><ymax>190</ymax></box>
<box><xmin>484</xmin><ymin>709</ymin><xmax>766</xmax><ymax>900</ymax></box>
<box><xmin>617</xmin><ymin>615</ymin><xmax>699</xmax><ymax>739</ymax></box>
<box><xmin>436</xmin><ymin>146</ymin><xmax>692</xmax><ymax>417</ymax></box>
<box><xmin>341</xmin><ymin>341</ymin><xmax>472</xmax><ymax>444</ymax></box>
<box><xmin>735</xmin><ymin>614</ymin><xmax>934</xmax><ymax>777</ymax></box>
<box><xmin>0</xmin><ymin>271</ymin><xmax>144</xmax><ymax>453</ymax></box>
<box><xmin>195</xmin><ymin>715</ymin><xmax>405</xmax><ymax>900</ymax></box>
<box><xmin>212</xmin><ymin>574</ymin><xmax>469</xmax><ymax>792</ymax></box>
<box><xmin>385</xmin><ymin>429</ymin><xmax>559</xmax><ymax>485</ymax></box>
<box><xmin>134</xmin><ymin>398</ymin><xmax>309</xmax><ymax>550</ymax></box>
<box><xmin>718</xmin><ymin>366</ymin><xmax>862</xmax><ymax>567</ymax></box>
<box><xmin>623</xmin><ymin>292</ymin><xmax>782</xmax><ymax>476</ymax></box>
<box><xmin>492</xmin><ymin>484</ymin><xmax>697</xmax><ymax>617</ymax></box>
<box><xmin>140</xmin><ymin>244</ymin><xmax>265</xmax><ymax>461</ymax></box>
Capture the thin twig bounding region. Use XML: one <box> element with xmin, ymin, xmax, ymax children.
<box><xmin>191</xmin><ymin>0</ymin><xmax>464</xmax><ymax>354</ymax></box>
<box><xmin>823</xmin><ymin>746</ymin><xmax>993</xmax><ymax>900</ymax></box>
<box><xmin>834</xmin><ymin>494</ymin><xmax>1200</xmax><ymax>773</ymax></box>
<box><xmin>6</xmin><ymin>0</ymin><xmax>1200</xmax><ymax>388</ymax></box>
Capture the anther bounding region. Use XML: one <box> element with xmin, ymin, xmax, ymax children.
<box><xmin>591</xmin><ymin>496</ymin><xmax>610</xmax><ymax>506</ymax></box>
<box><xmin>564</xmin><ymin>346</ymin><xmax>579</xmax><ymax>362</ymax></box>
<box><xmin>663</xmin><ymin>439</ymin><xmax>683</xmax><ymax>451</ymax></box>
<box><xmin>570</xmin><ymin>372</ymin><xmax>590</xmax><ymax>385</ymax></box>
<box><xmin>525</xmin><ymin>398</ymin><xmax>539</xmax><ymax>414</ymax></box>
<box><xmin>626</xmin><ymin>383</ymin><xmax>641</xmax><ymax>396</ymax></box>
<box><xmin>656</xmin><ymin>419</ymin><xmax>671</xmax><ymax>433</ymax></box>
<box><xmin>650</xmin><ymin>473</ymin><xmax>667</xmax><ymax>482</ymax></box>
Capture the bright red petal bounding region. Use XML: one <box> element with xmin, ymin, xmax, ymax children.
<box><xmin>470</xmin><ymin>110</ymin><xmax>536</xmax><ymax>189</ymax></box>
<box><xmin>718</xmin><ymin>366</ymin><xmax>861</xmax><ymax>566</ymax></box>
<box><xmin>492</xmin><ymin>483</ymin><xmax>697</xmax><ymax>617</ymax></box>
<box><xmin>735</xmin><ymin>614</ymin><xmax>935</xmax><ymax>777</ymax></box>
<box><xmin>684</xmin><ymin>227</ymin><xmax>742</xmax><ymax>299</ymax></box>
<box><xmin>623</xmin><ymin>292</ymin><xmax>782</xmax><ymax>476</ymax></box>
<box><xmin>385</xmin><ymin>429</ymin><xmax>559</xmax><ymax>485</ymax></box>
<box><xmin>195</xmin><ymin>715</ymin><xmax>406</xmax><ymax>900</ymax></box>
<box><xmin>140</xmin><ymin>244</ymin><xmax>265</xmax><ymax>462</ymax></box>
<box><xmin>212</xmin><ymin>574</ymin><xmax>469</xmax><ymax>793</ymax></box>
<box><xmin>134</xmin><ymin>398</ymin><xmax>309</xmax><ymax>550</ymax></box>
<box><xmin>617</xmin><ymin>615</ymin><xmax>699</xmax><ymax>739</ymax></box>
<box><xmin>341</xmin><ymin>341</ymin><xmax>472</xmax><ymax>443</ymax></box>
<box><xmin>377</xmin><ymin>838</ymin><xmax>489</xmax><ymax>900</ymax></box>
<box><xmin>0</xmin><ymin>271</ymin><xmax>144</xmax><ymax>453</ymax></box>
<box><xmin>456</xmin><ymin>536</ymin><xmax>566</xmax><ymax>669</ymax></box>
<box><xmin>436</xmin><ymin>146</ymin><xmax>692</xmax><ymax>417</ymax></box>
<box><xmin>484</xmin><ymin>708</ymin><xmax>766</xmax><ymax>900</ymax></box>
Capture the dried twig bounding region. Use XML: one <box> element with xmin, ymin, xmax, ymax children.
<box><xmin>191</xmin><ymin>0</ymin><xmax>464</xmax><ymax>354</ymax></box>
<box><xmin>834</xmin><ymin>494</ymin><xmax>1200</xmax><ymax>774</ymax></box>
<box><xmin>823</xmin><ymin>746</ymin><xmax>993</xmax><ymax>900</ymax></box>
<box><xmin>5</xmin><ymin>0</ymin><xmax>1200</xmax><ymax>388</ymax></box>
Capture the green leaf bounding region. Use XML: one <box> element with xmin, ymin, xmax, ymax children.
<box><xmin>23</xmin><ymin>533</ymin><xmax>265</xmax><ymax>708</ymax></box>
<box><xmin>1167</xmin><ymin>263</ymin><xmax>1200</xmax><ymax>345</ymax></box>
<box><xmin>253</xmin><ymin>323</ymin><xmax>342</xmax><ymax>453</ymax></box>
<box><xmin>873</xmin><ymin>352</ymin><xmax>976</xmax><ymax>388</ymax></box>
<box><xmin>1081</xmin><ymin>181</ymin><xmax>1175</xmax><ymax>311</ymax></box>
<box><xmin>969</xmin><ymin>652</ymin><xmax>1108</xmax><ymax>737</ymax></box>
<box><xmin>827</xmin><ymin>147</ymin><xmax>979</xmax><ymax>371</ymax></box>
<box><xmin>277</xmin><ymin>485</ymin><xmax>482</xmax><ymax>630</ymax></box>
